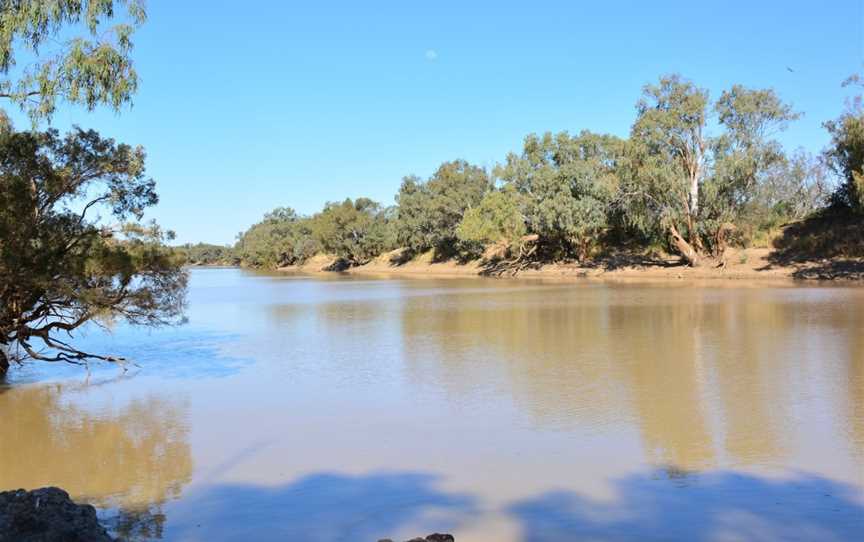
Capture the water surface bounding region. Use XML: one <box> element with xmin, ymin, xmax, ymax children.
<box><xmin>1</xmin><ymin>268</ymin><xmax>863</xmax><ymax>541</ymax></box>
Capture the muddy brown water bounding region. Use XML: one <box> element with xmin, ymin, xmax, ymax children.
<box><xmin>1</xmin><ymin>268</ymin><xmax>862</xmax><ymax>541</ymax></box>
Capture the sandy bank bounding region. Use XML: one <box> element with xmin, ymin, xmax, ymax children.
<box><xmin>276</xmin><ymin>249</ymin><xmax>864</xmax><ymax>283</ymax></box>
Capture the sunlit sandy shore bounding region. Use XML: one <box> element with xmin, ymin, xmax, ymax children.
<box><xmin>276</xmin><ymin>249</ymin><xmax>864</xmax><ymax>284</ymax></box>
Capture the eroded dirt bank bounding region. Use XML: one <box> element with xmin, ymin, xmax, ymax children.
<box><xmin>278</xmin><ymin>249</ymin><xmax>864</xmax><ymax>283</ymax></box>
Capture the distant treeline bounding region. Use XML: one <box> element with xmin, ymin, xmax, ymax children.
<box><xmin>176</xmin><ymin>243</ymin><xmax>237</xmax><ymax>266</ymax></box>
<box><xmin>192</xmin><ymin>74</ymin><xmax>863</xmax><ymax>269</ymax></box>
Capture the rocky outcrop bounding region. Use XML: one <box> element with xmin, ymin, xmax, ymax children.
<box><xmin>0</xmin><ymin>487</ymin><xmax>114</xmax><ymax>542</ymax></box>
<box><xmin>0</xmin><ymin>487</ymin><xmax>455</xmax><ymax>542</ymax></box>
<box><xmin>379</xmin><ymin>534</ymin><xmax>455</xmax><ymax>542</ymax></box>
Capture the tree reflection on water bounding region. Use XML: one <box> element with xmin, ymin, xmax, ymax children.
<box><xmin>0</xmin><ymin>378</ymin><xmax>192</xmax><ymax>540</ymax></box>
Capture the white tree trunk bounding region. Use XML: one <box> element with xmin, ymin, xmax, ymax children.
<box><xmin>689</xmin><ymin>148</ymin><xmax>702</xmax><ymax>218</ymax></box>
<box><xmin>689</xmin><ymin>170</ymin><xmax>700</xmax><ymax>217</ymax></box>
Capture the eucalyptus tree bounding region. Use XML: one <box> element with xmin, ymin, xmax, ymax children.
<box><xmin>393</xmin><ymin>174</ymin><xmax>431</xmax><ymax>252</ymax></box>
<box><xmin>0</xmin><ymin>0</ymin><xmax>146</xmax><ymax>123</ymax></box>
<box><xmin>0</xmin><ymin>128</ymin><xmax>186</xmax><ymax>374</ymax></box>
<box><xmin>703</xmin><ymin>85</ymin><xmax>799</xmax><ymax>249</ymax></box>
<box><xmin>456</xmin><ymin>186</ymin><xmax>527</xmax><ymax>256</ymax></box>
<box><xmin>625</xmin><ymin>75</ymin><xmax>710</xmax><ymax>265</ymax></box>
<box><xmin>497</xmin><ymin>130</ymin><xmax>625</xmax><ymax>260</ymax></box>
<box><xmin>824</xmin><ymin>75</ymin><xmax>864</xmax><ymax>213</ymax></box>
<box><xmin>395</xmin><ymin>160</ymin><xmax>491</xmax><ymax>255</ymax></box>
<box><xmin>234</xmin><ymin>207</ymin><xmax>319</xmax><ymax>268</ymax></box>
<box><xmin>0</xmin><ymin>1</ymin><xmax>188</xmax><ymax>376</ymax></box>
<box><xmin>313</xmin><ymin>198</ymin><xmax>391</xmax><ymax>265</ymax></box>
<box><xmin>624</xmin><ymin>75</ymin><xmax>804</xmax><ymax>264</ymax></box>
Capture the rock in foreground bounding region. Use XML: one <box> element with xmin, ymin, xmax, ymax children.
<box><xmin>0</xmin><ymin>487</ymin><xmax>114</xmax><ymax>542</ymax></box>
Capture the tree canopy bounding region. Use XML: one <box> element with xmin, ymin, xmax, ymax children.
<box><xmin>456</xmin><ymin>186</ymin><xmax>527</xmax><ymax>256</ymax></box>
<box><xmin>621</xmin><ymin>75</ymin><xmax>806</xmax><ymax>265</ymax></box>
<box><xmin>0</xmin><ymin>0</ymin><xmax>145</xmax><ymax>123</ymax></box>
<box><xmin>395</xmin><ymin>160</ymin><xmax>491</xmax><ymax>256</ymax></box>
<box><xmin>498</xmin><ymin>130</ymin><xmax>626</xmax><ymax>260</ymax></box>
<box><xmin>624</xmin><ymin>75</ymin><xmax>710</xmax><ymax>265</ymax></box>
<box><xmin>824</xmin><ymin>75</ymin><xmax>864</xmax><ymax>214</ymax></box>
<box><xmin>313</xmin><ymin>198</ymin><xmax>392</xmax><ymax>265</ymax></box>
<box><xmin>234</xmin><ymin>207</ymin><xmax>319</xmax><ymax>268</ymax></box>
<box><xmin>0</xmin><ymin>1</ymin><xmax>188</xmax><ymax>376</ymax></box>
<box><xmin>0</xmin><ymin>128</ymin><xmax>185</xmax><ymax>373</ymax></box>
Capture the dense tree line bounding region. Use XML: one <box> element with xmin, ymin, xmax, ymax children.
<box><xmin>176</xmin><ymin>243</ymin><xmax>237</xmax><ymax>266</ymax></box>
<box><xmin>229</xmin><ymin>73</ymin><xmax>859</xmax><ymax>271</ymax></box>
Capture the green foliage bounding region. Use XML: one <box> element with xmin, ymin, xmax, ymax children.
<box><xmin>498</xmin><ymin>130</ymin><xmax>624</xmax><ymax>259</ymax></box>
<box><xmin>755</xmin><ymin>152</ymin><xmax>831</xmax><ymax>233</ymax></box>
<box><xmin>395</xmin><ymin>160</ymin><xmax>491</xmax><ymax>255</ymax></box>
<box><xmin>227</xmin><ymin>74</ymin><xmax>848</xmax><ymax>272</ymax></box>
<box><xmin>824</xmin><ymin>75</ymin><xmax>864</xmax><ymax>213</ymax></box>
<box><xmin>456</xmin><ymin>186</ymin><xmax>527</xmax><ymax>255</ymax></box>
<box><xmin>624</xmin><ymin>74</ymin><xmax>709</xmax><ymax>260</ymax></box>
<box><xmin>0</xmin><ymin>0</ymin><xmax>146</xmax><ymax>124</ymax></box>
<box><xmin>623</xmin><ymin>75</ymin><xmax>808</xmax><ymax>263</ymax></box>
<box><xmin>312</xmin><ymin>198</ymin><xmax>391</xmax><ymax>265</ymax></box>
<box><xmin>177</xmin><ymin>243</ymin><xmax>236</xmax><ymax>266</ymax></box>
<box><xmin>0</xmin><ymin>1</ymin><xmax>189</xmax><ymax>375</ymax></box>
<box><xmin>0</xmin><ymin>128</ymin><xmax>186</xmax><ymax>368</ymax></box>
<box><xmin>702</xmin><ymin>86</ymin><xmax>800</xmax><ymax>249</ymax></box>
<box><xmin>234</xmin><ymin>207</ymin><xmax>318</xmax><ymax>268</ymax></box>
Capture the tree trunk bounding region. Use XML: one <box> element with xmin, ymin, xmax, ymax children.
<box><xmin>573</xmin><ymin>237</ymin><xmax>590</xmax><ymax>263</ymax></box>
<box><xmin>687</xmin><ymin>143</ymin><xmax>705</xmax><ymax>253</ymax></box>
<box><xmin>713</xmin><ymin>222</ymin><xmax>736</xmax><ymax>259</ymax></box>
<box><xmin>669</xmin><ymin>222</ymin><xmax>702</xmax><ymax>267</ymax></box>
<box><xmin>689</xmin><ymin>168</ymin><xmax>700</xmax><ymax>218</ymax></box>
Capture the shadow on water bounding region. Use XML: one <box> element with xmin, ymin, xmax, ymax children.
<box><xmin>109</xmin><ymin>467</ymin><xmax>864</xmax><ymax>541</ymax></box>
<box><xmin>163</xmin><ymin>471</ymin><xmax>477</xmax><ymax>542</ymax></box>
<box><xmin>103</xmin><ymin>467</ymin><xmax>864</xmax><ymax>541</ymax></box>
<box><xmin>508</xmin><ymin>467</ymin><xmax>864</xmax><ymax>542</ymax></box>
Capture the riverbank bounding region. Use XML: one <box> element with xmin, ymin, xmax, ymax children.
<box><xmin>278</xmin><ymin>249</ymin><xmax>864</xmax><ymax>283</ymax></box>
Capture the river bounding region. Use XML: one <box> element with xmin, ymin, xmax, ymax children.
<box><xmin>1</xmin><ymin>268</ymin><xmax>862</xmax><ymax>541</ymax></box>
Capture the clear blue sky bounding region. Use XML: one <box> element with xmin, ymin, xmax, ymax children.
<box><xmin>22</xmin><ymin>1</ymin><xmax>864</xmax><ymax>244</ymax></box>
